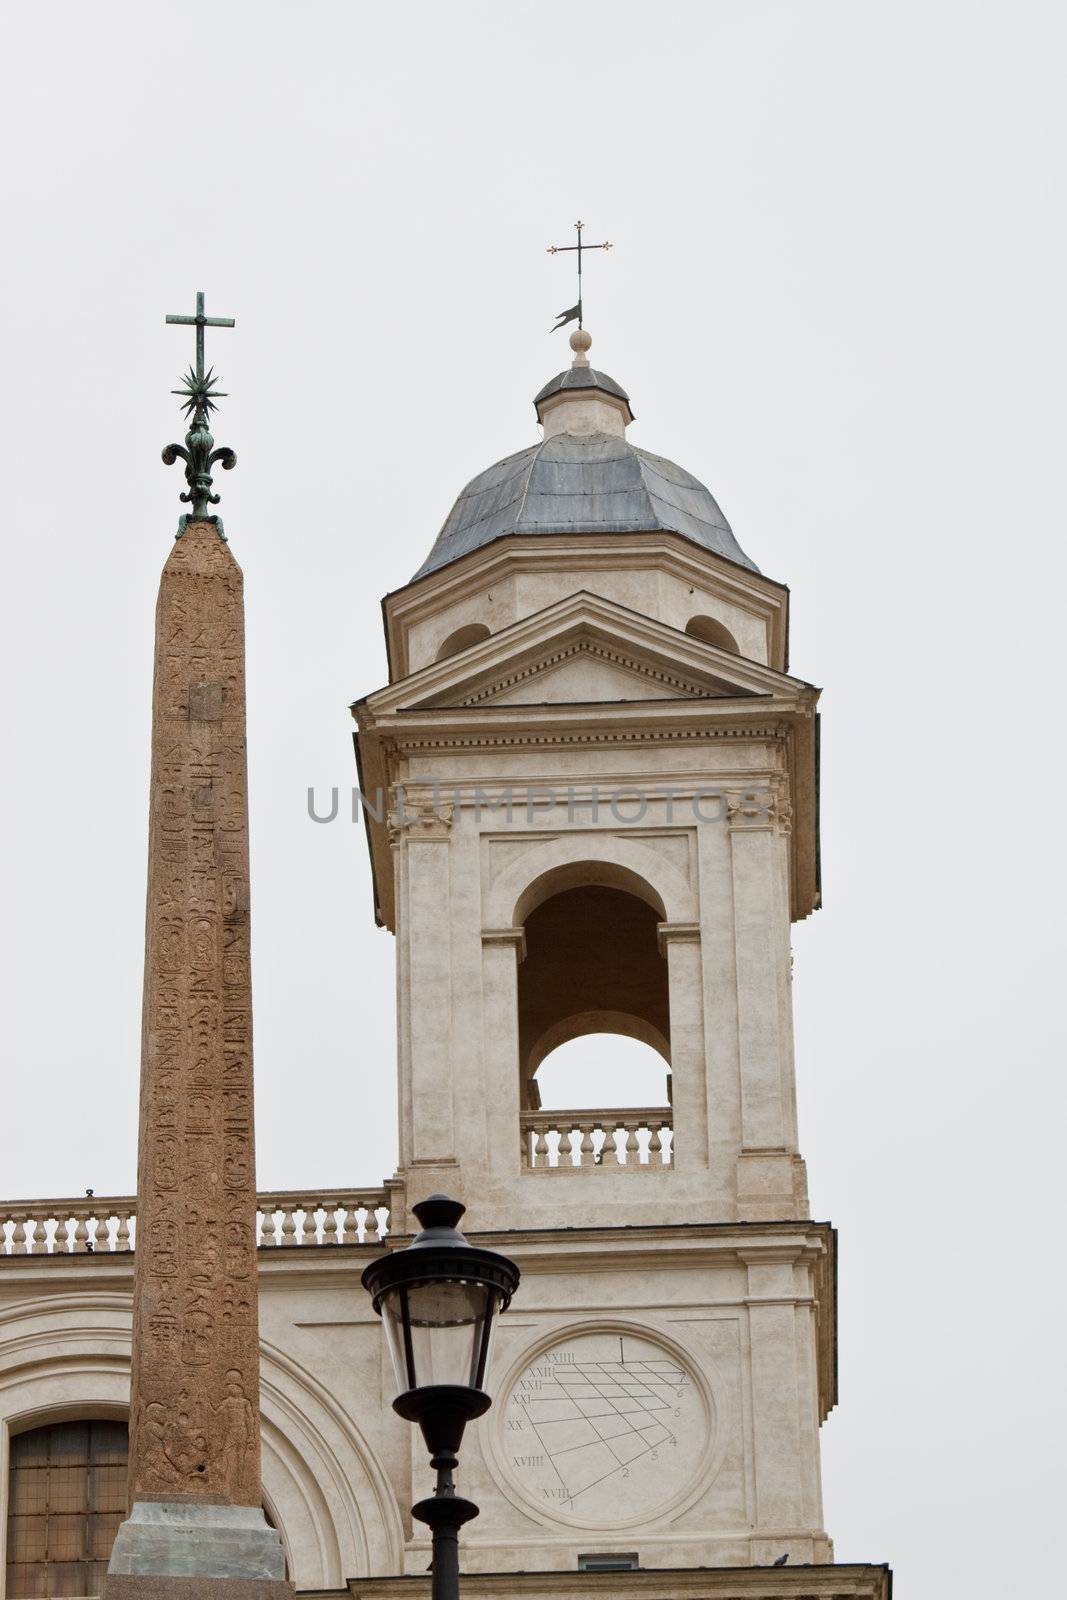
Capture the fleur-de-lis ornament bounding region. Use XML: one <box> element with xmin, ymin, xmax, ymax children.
<box><xmin>162</xmin><ymin>292</ymin><xmax>237</xmax><ymax>535</ymax></box>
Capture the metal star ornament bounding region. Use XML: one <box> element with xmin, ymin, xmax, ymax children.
<box><xmin>171</xmin><ymin>365</ymin><xmax>228</xmax><ymax>419</ymax></box>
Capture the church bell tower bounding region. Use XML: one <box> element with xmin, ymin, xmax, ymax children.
<box><xmin>353</xmin><ymin>326</ymin><xmax>844</xmax><ymax>1575</ymax></box>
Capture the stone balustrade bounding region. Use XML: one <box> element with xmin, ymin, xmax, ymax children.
<box><xmin>0</xmin><ymin>1189</ymin><xmax>391</xmax><ymax>1256</ymax></box>
<box><xmin>521</xmin><ymin>1108</ymin><xmax>673</xmax><ymax>1169</ymax></box>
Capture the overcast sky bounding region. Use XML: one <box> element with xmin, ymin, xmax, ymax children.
<box><xmin>1</xmin><ymin>3</ymin><xmax>1064</xmax><ymax>1595</ymax></box>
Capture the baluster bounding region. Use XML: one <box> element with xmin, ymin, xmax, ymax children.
<box><xmin>279</xmin><ymin>1207</ymin><xmax>297</xmax><ymax>1248</ymax></box>
<box><xmin>73</xmin><ymin>1213</ymin><xmax>91</xmax><ymax>1253</ymax></box>
<box><xmin>366</xmin><ymin>1205</ymin><xmax>384</xmax><ymax>1243</ymax></box>
<box><xmin>611</xmin><ymin>1122</ymin><xmax>627</xmax><ymax>1165</ymax></box>
<box><xmin>578</xmin><ymin>1124</ymin><xmax>596</xmax><ymax>1167</ymax></box>
<box><xmin>292</xmin><ymin>1206</ymin><xmax>309</xmax><ymax>1246</ymax></box>
<box><xmin>321</xmin><ymin>1204</ymin><xmax>342</xmax><ymax>1246</ymax></box>
<box><xmin>533</xmin><ymin>1128</ymin><xmax>549</xmax><ymax>1168</ymax></box>
<box><xmin>623</xmin><ymin>1123</ymin><xmax>640</xmax><ymax>1165</ymax></box>
<box><xmin>0</xmin><ymin>1215</ymin><xmax>11</xmax><ymax>1256</ymax></box>
<box><xmin>264</xmin><ymin>1209</ymin><xmax>281</xmax><ymax>1247</ymax></box>
<box><xmin>648</xmin><ymin>1122</ymin><xmax>665</xmax><ymax>1166</ymax></box>
<box><xmin>116</xmin><ymin>1212</ymin><xmax>133</xmax><ymax>1252</ymax></box>
<box><xmin>19</xmin><ymin>1214</ymin><xmax>37</xmax><ymax>1254</ymax></box>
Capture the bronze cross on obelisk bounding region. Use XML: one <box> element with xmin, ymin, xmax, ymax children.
<box><xmin>162</xmin><ymin>290</ymin><xmax>238</xmax><ymax>529</ymax></box>
<box><xmin>547</xmin><ymin>220</ymin><xmax>612</xmax><ymax>332</ymax></box>
<box><xmin>166</xmin><ymin>289</ymin><xmax>235</xmax><ymax>385</ymax></box>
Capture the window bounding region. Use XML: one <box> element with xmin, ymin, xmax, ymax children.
<box><xmin>578</xmin><ymin>1553</ymin><xmax>639</xmax><ymax>1571</ymax></box>
<box><xmin>684</xmin><ymin>613</ymin><xmax>739</xmax><ymax>653</ymax></box>
<box><xmin>6</xmin><ymin>1421</ymin><xmax>127</xmax><ymax>1599</ymax></box>
<box><xmin>436</xmin><ymin>622</ymin><xmax>491</xmax><ymax>661</ymax></box>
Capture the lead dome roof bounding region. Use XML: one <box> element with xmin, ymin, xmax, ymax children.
<box><xmin>411</xmin><ymin>352</ymin><xmax>758</xmax><ymax>581</ymax></box>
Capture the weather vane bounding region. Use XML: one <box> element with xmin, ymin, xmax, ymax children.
<box><xmin>162</xmin><ymin>290</ymin><xmax>237</xmax><ymax>537</ymax></box>
<box><xmin>547</xmin><ymin>220</ymin><xmax>612</xmax><ymax>332</ymax></box>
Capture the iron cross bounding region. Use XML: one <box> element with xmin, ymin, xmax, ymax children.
<box><xmin>547</xmin><ymin>220</ymin><xmax>612</xmax><ymax>331</ymax></box>
<box><xmin>165</xmin><ymin>290</ymin><xmax>235</xmax><ymax>384</ymax></box>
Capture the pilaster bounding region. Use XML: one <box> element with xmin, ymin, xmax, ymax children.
<box><xmin>657</xmin><ymin>922</ymin><xmax>707</xmax><ymax>1169</ymax></box>
<box><xmin>392</xmin><ymin>796</ymin><xmax>457</xmax><ymax>1171</ymax></box>
<box><xmin>728</xmin><ymin>792</ymin><xmax>798</xmax><ymax>1220</ymax></box>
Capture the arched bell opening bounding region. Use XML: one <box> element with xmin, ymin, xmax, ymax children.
<box><xmin>685</xmin><ymin>613</ymin><xmax>739</xmax><ymax>653</ymax></box>
<box><xmin>515</xmin><ymin>875</ymin><xmax>674</xmax><ymax>1170</ymax></box>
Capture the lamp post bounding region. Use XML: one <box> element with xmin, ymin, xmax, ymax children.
<box><xmin>362</xmin><ymin>1195</ymin><xmax>520</xmax><ymax>1600</ymax></box>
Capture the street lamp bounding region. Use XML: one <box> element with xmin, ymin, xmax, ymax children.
<box><xmin>362</xmin><ymin>1195</ymin><xmax>520</xmax><ymax>1600</ymax></box>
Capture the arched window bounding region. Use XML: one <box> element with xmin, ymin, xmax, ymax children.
<box><xmin>6</xmin><ymin>1420</ymin><xmax>127</xmax><ymax>1598</ymax></box>
<box><xmin>436</xmin><ymin>622</ymin><xmax>491</xmax><ymax>661</ymax></box>
<box><xmin>684</xmin><ymin>614</ymin><xmax>739</xmax><ymax>653</ymax></box>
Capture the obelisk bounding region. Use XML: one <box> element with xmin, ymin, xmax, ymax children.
<box><xmin>105</xmin><ymin>296</ymin><xmax>289</xmax><ymax>1600</ymax></box>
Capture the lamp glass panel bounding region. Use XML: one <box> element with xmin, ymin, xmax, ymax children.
<box><xmin>380</xmin><ymin>1279</ymin><xmax>500</xmax><ymax>1396</ymax></box>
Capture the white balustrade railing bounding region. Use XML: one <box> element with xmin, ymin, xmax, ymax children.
<box><xmin>0</xmin><ymin>1189</ymin><xmax>391</xmax><ymax>1257</ymax></box>
<box><xmin>521</xmin><ymin>1108</ymin><xmax>673</xmax><ymax>1169</ymax></box>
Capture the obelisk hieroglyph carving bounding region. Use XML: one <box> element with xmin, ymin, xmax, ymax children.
<box><xmin>129</xmin><ymin>520</ymin><xmax>261</xmax><ymax>1507</ymax></box>
<box><xmin>106</xmin><ymin>300</ymin><xmax>287</xmax><ymax>1597</ymax></box>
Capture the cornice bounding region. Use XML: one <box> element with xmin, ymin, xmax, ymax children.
<box><xmin>335</xmin><ymin>1563</ymin><xmax>890</xmax><ymax>1600</ymax></box>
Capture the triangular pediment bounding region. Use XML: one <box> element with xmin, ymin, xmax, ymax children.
<box><xmin>365</xmin><ymin>592</ymin><xmax>811</xmax><ymax>717</ymax></box>
<box><xmin>426</xmin><ymin>631</ymin><xmax>755</xmax><ymax>707</ymax></box>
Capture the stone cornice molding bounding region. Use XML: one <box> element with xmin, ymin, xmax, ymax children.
<box><xmin>389</xmin><ymin>719</ymin><xmax>788</xmax><ymax>752</ymax></box>
<box><xmin>656</xmin><ymin>920</ymin><xmax>701</xmax><ymax>955</ymax></box>
<box><xmin>337</xmin><ymin>1564</ymin><xmax>891</xmax><ymax>1599</ymax></box>
<box><xmin>481</xmin><ymin>926</ymin><xmax>528</xmax><ymax>960</ymax></box>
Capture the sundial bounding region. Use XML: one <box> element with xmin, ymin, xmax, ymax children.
<box><xmin>496</xmin><ymin>1329</ymin><xmax>710</xmax><ymax>1529</ymax></box>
